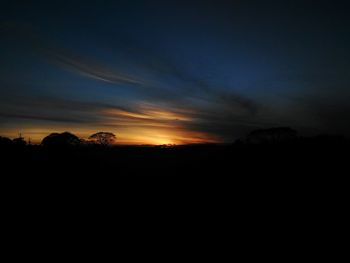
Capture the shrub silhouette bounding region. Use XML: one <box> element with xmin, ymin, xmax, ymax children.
<box><xmin>13</xmin><ymin>136</ymin><xmax>27</xmax><ymax>146</ymax></box>
<box><xmin>89</xmin><ymin>132</ymin><xmax>116</xmax><ymax>146</ymax></box>
<box><xmin>41</xmin><ymin>132</ymin><xmax>81</xmax><ymax>147</ymax></box>
<box><xmin>0</xmin><ymin>136</ymin><xmax>13</xmax><ymax>147</ymax></box>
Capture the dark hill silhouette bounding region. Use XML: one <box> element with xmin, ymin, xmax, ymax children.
<box><xmin>246</xmin><ymin>127</ymin><xmax>298</xmax><ymax>144</ymax></box>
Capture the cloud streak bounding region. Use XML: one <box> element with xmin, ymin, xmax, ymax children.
<box><xmin>0</xmin><ymin>22</ymin><xmax>291</xmax><ymax>143</ymax></box>
<box><xmin>1</xmin><ymin>22</ymin><xmax>145</xmax><ymax>86</ymax></box>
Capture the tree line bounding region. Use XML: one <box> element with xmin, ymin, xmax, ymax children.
<box><xmin>0</xmin><ymin>132</ymin><xmax>117</xmax><ymax>147</ymax></box>
<box><xmin>0</xmin><ymin>127</ymin><xmax>347</xmax><ymax>148</ymax></box>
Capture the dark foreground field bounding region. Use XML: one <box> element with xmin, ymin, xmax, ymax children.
<box><xmin>1</xmin><ymin>137</ymin><xmax>348</xmax><ymax>179</ymax></box>
<box><xmin>0</xmin><ymin>137</ymin><xmax>348</xmax><ymax>219</ymax></box>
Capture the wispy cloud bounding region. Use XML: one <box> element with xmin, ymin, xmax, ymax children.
<box><xmin>0</xmin><ymin>22</ymin><xmax>282</xmax><ymax>143</ymax></box>
<box><xmin>1</xmin><ymin>21</ymin><xmax>145</xmax><ymax>86</ymax></box>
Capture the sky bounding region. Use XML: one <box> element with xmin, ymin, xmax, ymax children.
<box><xmin>1</xmin><ymin>0</ymin><xmax>350</xmax><ymax>144</ymax></box>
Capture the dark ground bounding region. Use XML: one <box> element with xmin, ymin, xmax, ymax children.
<box><xmin>1</xmin><ymin>138</ymin><xmax>347</xmax><ymax>241</ymax></box>
<box><xmin>1</xmin><ymin>136</ymin><xmax>348</xmax><ymax>180</ymax></box>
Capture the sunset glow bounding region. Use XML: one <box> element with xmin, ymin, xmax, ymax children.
<box><xmin>0</xmin><ymin>127</ymin><xmax>219</xmax><ymax>145</ymax></box>
<box><xmin>0</xmin><ymin>104</ymin><xmax>220</xmax><ymax>145</ymax></box>
<box><xmin>2</xmin><ymin>1</ymin><xmax>350</xmax><ymax>144</ymax></box>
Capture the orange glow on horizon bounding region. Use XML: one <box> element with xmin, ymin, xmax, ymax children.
<box><xmin>0</xmin><ymin>103</ymin><xmax>222</xmax><ymax>145</ymax></box>
<box><xmin>0</xmin><ymin>125</ymin><xmax>221</xmax><ymax>145</ymax></box>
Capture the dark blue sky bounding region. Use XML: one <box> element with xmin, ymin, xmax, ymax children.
<box><xmin>1</xmin><ymin>0</ymin><xmax>350</xmax><ymax>143</ymax></box>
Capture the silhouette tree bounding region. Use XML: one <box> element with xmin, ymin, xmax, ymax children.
<box><xmin>41</xmin><ymin>132</ymin><xmax>81</xmax><ymax>147</ymax></box>
<box><xmin>89</xmin><ymin>132</ymin><xmax>117</xmax><ymax>146</ymax></box>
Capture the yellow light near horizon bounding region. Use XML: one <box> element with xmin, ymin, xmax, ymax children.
<box><xmin>143</xmin><ymin>135</ymin><xmax>175</xmax><ymax>145</ymax></box>
<box><xmin>0</xmin><ymin>104</ymin><xmax>221</xmax><ymax>145</ymax></box>
<box><xmin>1</xmin><ymin>127</ymin><xmax>220</xmax><ymax>145</ymax></box>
